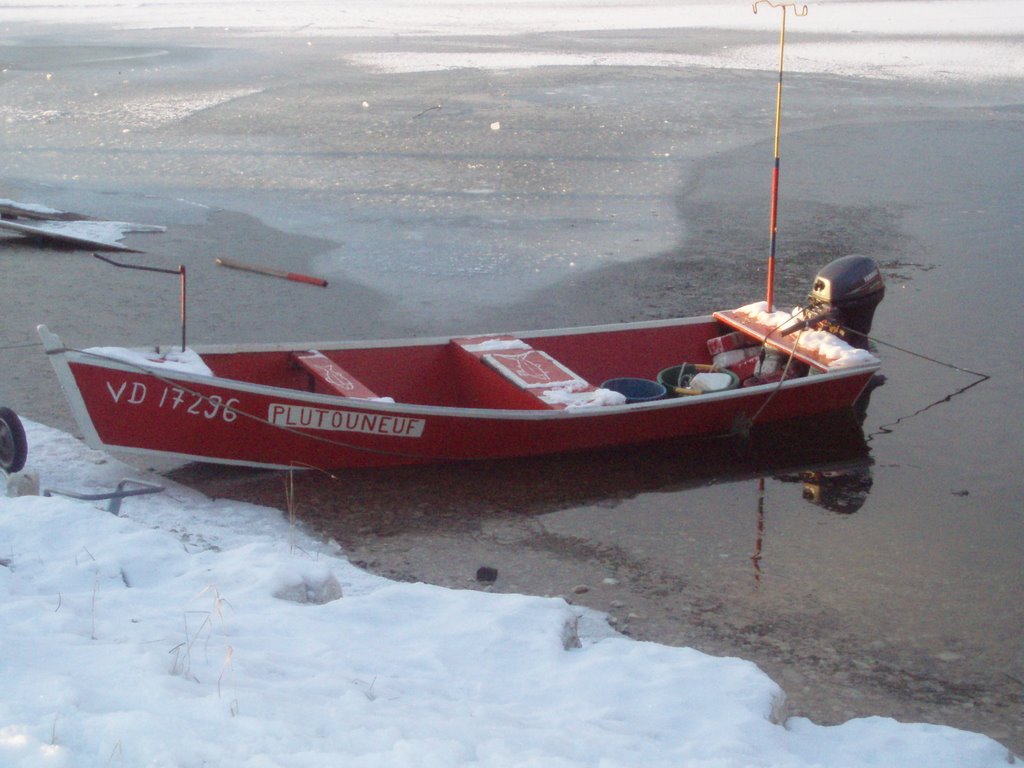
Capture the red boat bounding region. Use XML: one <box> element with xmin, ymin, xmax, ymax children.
<box><xmin>39</xmin><ymin>12</ymin><xmax>886</xmax><ymax>472</ymax></box>
<box><xmin>37</xmin><ymin>257</ymin><xmax>885</xmax><ymax>470</ymax></box>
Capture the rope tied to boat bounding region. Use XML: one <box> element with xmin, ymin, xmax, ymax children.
<box><xmin>738</xmin><ymin>302</ymin><xmax>820</xmax><ymax>431</ymax></box>
<box><xmin>831</xmin><ymin>325</ymin><xmax>991</xmax><ymax>442</ymax></box>
<box><xmin>836</xmin><ymin>325</ymin><xmax>990</xmax><ymax>384</ymax></box>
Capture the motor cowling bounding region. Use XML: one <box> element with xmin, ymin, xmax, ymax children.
<box><xmin>808</xmin><ymin>255</ymin><xmax>885</xmax><ymax>348</ymax></box>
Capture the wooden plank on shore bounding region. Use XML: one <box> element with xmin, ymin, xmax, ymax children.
<box><xmin>0</xmin><ymin>202</ymin><xmax>94</xmax><ymax>222</ymax></box>
<box><xmin>0</xmin><ymin>218</ymin><xmax>140</xmax><ymax>252</ymax></box>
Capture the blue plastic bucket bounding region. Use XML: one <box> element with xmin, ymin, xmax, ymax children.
<box><xmin>600</xmin><ymin>377</ymin><xmax>666</xmax><ymax>404</ymax></box>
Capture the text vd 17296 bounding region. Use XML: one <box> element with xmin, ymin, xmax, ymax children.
<box><xmin>106</xmin><ymin>380</ymin><xmax>240</xmax><ymax>422</ymax></box>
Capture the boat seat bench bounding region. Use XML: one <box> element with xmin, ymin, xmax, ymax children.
<box><xmin>713</xmin><ymin>310</ymin><xmax>829</xmax><ymax>372</ymax></box>
<box><xmin>450</xmin><ymin>335</ymin><xmax>597</xmax><ymax>410</ymax></box>
<box><xmin>290</xmin><ymin>350</ymin><xmax>380</xmax><ymax>399</ymax></box>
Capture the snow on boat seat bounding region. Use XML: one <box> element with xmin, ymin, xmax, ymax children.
<box><xmin>713</xmin><ymin>303</ymin><xmax>879</xmax><ymax>373</ymax></box>
<box><xmin>450</xmin><ymin>335</ymin><xmax>626</xmax><ymax>409</ymax></box>
<box><xmin>291</xmin><ymin>350</ymin><xmax>380</xmax><ymax>399</ymax></box>
<box><xmin>84</xmin><ymin>346</ymin><xmax>214</xmax><ymax>377</ymax></box>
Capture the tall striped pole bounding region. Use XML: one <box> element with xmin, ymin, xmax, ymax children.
<box><xmin>753</xmin><ymin>1</ymin><xmax>807</xmax><ymax>309</ymax></box>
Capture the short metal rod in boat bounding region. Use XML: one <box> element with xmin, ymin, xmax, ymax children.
<box><xmin>93</xmin><ymin>253</ymin><xmax>188</xmax><ymax>351</ymax></box>
<box><xmin>752</xmin><ymin>0</ymin><xmax>808</xmax><ymax>310</ymax></box>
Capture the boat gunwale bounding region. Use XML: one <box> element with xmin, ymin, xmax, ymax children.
<box><xmin>135</xmin><ymin>314</ymin><xmax>720</xmax><ymax>357</ymax></box>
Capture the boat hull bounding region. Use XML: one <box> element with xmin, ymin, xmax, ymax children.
<box><xmin>39</xmin><ymin>317</ymin><xmax>878</xmax><ymax>470</ymax></box>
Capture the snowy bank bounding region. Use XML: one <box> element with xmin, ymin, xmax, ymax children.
<box><xmin>0</xmin><ymin>420</ymin><xmax>1016</xmax><ymax>766</ymax></box>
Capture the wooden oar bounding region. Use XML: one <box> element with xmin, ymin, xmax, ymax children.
<box><xmin>215</xmin><ymin>257</ymin><xmax>328</xmax><ymax>287</ymax></box>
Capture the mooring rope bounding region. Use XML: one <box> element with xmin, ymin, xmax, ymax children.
<box><xmin>841</xmin><ymin>326</ymin><xmax>991</xmax><ymax>383</ymax></box>
<box><xmin>737</xmin><ymin>303</ymin><xmax>818</xmax><ymax>432</ymax></box>
<box><xmin>0</xmin><ymin>341</ymin><xmax>43</xmax><ymax>351</ymax></box>
<box><xmin>836</xmin><ymin>326</ymin><xmax>991</xmax><ymax>441</ymax></box>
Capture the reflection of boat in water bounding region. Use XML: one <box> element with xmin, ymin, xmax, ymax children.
<box><xmin>169</xmin><ymin>385</ymin><xmax>879</xmax><ymax>597</ymax></box>
<box><xmin>748</xmin><ymin>381</ymin><xmax>880</xmax><ymax>581</ymax></box>
<box><xmin>169</xmin><ymin>394</ymin><xmax>877</xmax><ymax>542</ymax></box>
<box><xmin>772</xmin><ymin>376</ymin><xmax>880</xmax><ymax>515</ymax></box>
<box><xmin>777</xmin><ymin>462</ymin><xmax>874</xmax><ymax>515</ymax></box>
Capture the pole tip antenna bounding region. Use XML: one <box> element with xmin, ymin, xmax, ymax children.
<box><xmin>753</xmin><ymin>1</ymin><xmax>808</xmax><ymax>16</ymax></box>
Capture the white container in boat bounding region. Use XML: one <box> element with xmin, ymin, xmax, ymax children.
<box><xmin>758</xmin><ymin>350</ymin><xmax>784</xmax><ymax>375</ymax></box>
<box><xmin>690</xmin><ymin>372</ymin><xmax>735</xmax><ymax>392</ymax></box>
<box><xmin>713</xmin><ymin>347</ymin><xmax>760</xmax><ymax>368</ymax></box>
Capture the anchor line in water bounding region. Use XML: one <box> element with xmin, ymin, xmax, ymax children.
<box><xmin>834</xmin><ymin>325</ymin><xmax>992</xmax><ymax>442</ymax></box>
<box><xmin>0</xmin><ymin>341</ymin><xmax>41</xmax><ymax>351</ymax></box>
<box><xmin>843</xmin><ymin>327</ymin><xmax>991</xmax><ymax>383</ymax></box>
<box><xmin>866</xmin><ymin>376</ymin><xmax>989</xmax><ymax>441</ymax></box>
<box><xmin>751</xmin><ymin>476</ymin><xmax>767</xmax><ymax>586</ymax></box>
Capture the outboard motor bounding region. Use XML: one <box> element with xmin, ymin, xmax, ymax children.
<box><xmin>806</xmin><ymin>255</ymin><xmax>885</xmax><ymax>348</ymax></box>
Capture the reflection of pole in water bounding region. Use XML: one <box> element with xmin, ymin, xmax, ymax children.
<box><xmin>752</xmin><ymin>477</ymin><xmax>766</xmax><ymax>585</ymax></box>
<box><xmin>752</xmin><ymin>456</ymin><xmax>874</xmax><ymax>585</ymax></box>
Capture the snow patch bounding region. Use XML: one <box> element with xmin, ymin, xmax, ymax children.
<box><xmin>83</xmin><ymin>346</ymin><xmax>215</xmax><ymax>377</ymax></box>
<box><xmin>0</xmin><ymin>419</ymin><xmax>1014</xmax><ymax>766</ymax></box>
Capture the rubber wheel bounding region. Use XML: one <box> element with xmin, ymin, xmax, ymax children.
<box><xmin>0</xmin><ymin>406</ymin><xmax>28</xmax><ymax>474</ymax></box>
